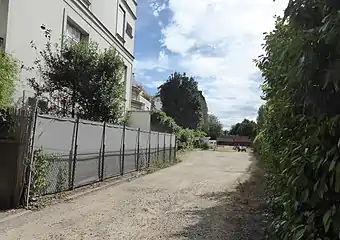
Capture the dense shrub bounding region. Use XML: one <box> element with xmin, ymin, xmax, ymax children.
<box><xmin>0</xmin><ymin>51</ymin><xmax>18</xmax><ymax>107</ymax></box>
<box><xmin>202</xmin><ymin>142</ymin><xmax>210</xmax><ymax>150</ymax></box>
<box><xmin>151</xmin><ymin>110</ymin><xmax>206</xmax><ymax>150</ymax></box>
<box><xmin>255</xmin><ymin>2</ymin><xmax>340</xmax><ymax>238</ymax></box>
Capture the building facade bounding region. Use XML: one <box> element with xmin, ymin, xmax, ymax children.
<box><xmin>130</xmin><ymin>85</ymin><xmax>151</xmax><ymax>111</ymax></box>
<box><xmin>0</xmin><ymin>0</ymin><xmax>136</xmax><ymax>111</ymax></box>
<box><xmin>151</xmin><ymin>96</ymin><xmax>162</xmax><ymax>111</ymax></box>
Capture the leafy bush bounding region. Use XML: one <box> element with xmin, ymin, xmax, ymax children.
<box><xmin>202</xmin><ymin>142</ymin><xmax>210</xmax><ymax>150</ymax></box>
<box><xmin>151</xmin><ymin>110</ymin><xmax>206</xmax><ymax>150</ymax></box>
<box><xmin>255</xmin><ymin>3</ymin><xmax>340</xmax><ymax>238</ymax></box>
<box><xmin>28</xmin><ymin>27</ymin><xmax>125</xmax><ymax>123</ymax></box>
<box><xmin>0</xmin><ymin>51</ymin><xmax>18</xmax><ymax>107</ymax></box>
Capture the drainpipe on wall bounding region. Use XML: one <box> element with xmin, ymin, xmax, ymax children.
<box><xmin>0</xmin><ymin>37</ymin><xmax>4</xmax><ymax>50</ymax></box>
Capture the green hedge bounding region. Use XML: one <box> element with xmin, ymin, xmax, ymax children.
<box><xmin>255</xmin><ymin>5</ymin><xmax>340</xmax><ymax>239</ymax></box>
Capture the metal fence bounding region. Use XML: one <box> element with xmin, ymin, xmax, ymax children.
<box><xmin>29</xmin><ymin>114</ymin><xmax>177</xmax><ymax>196</ymax></box>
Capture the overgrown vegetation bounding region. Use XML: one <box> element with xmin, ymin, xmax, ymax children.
<box><xmin>30</xmin><ymin>149</ymin><xmax>67</xmax><ymax>198</ymax></box>
<box><xmin>254</xmin><ymin>1</ymin><xmax>340</xmax><ymax>238</ymax></box>
<box><xmin>28</xmin><ymin>26</ymin><xmax>125</xmax><ymax>123</ymax></box>
<box><xmin>0</xmin><ymin>50</ymin><xmax>18</xmax><ymax>108</ymax></box>
<box><xmin>31</xmin><ymin>149</ymin><xmax>50</xmax><ymax>197</ymax></box>
<box><xmin>151</xmin><ymin>110</ymin><xmax>206</xmax><ymax>150</ymax></box>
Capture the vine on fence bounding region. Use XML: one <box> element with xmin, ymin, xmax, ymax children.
<box><xmin>31</xmin><ymin>149</ymin><xmax>67</xmax><ymax>196</ymax></box>
<box><xmin>151</xmin><ymin>110</ymin><xmax>206</xmax><ymax>150</ymax></box>
<box><xmin>31</xmin><ymin>149</ymin><xmax>50</xmax><ymax>196</ymax></box>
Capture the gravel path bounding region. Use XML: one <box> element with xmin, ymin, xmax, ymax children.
<box><xmin>0</xmin><ymin>150</ymin><xmax>252</xmax><ymax>240</ymax></box>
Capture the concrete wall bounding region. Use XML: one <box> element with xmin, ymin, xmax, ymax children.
<box><xmin>4</xmin><ymin>0</ymin><xmax>136</xmax><ymax>111</ymax></box>
<box><xmin>128</xmin><ymin>111</ymin><xmax>151</xmax><ymax>132</ymax></box>
<box><xmin>139</xmin><ymin>95</ymin><xmax>151</xmax><ymax>111</ymax></box>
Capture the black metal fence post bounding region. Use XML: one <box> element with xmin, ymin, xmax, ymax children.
<box><xmin>169</xmin><ymin>134</ymin><xmax>172</xmax><ymax>163</ymax></box>
<box><xmin>100</xmin><ymin>122</ymin><xmax>106</xmax><ymax>181</ymax></box>
<box><xmin>71</xmin><ymin>117</ymin><xmax>80</xmax><ymax>190</ymax></box>
<box><xmin>121</xmin><ymin>123</ymin><xmax>126</xmax><ymax>176</ymax></box>
<box><xmin>163</xmin><ymin>133</ymin><xmax>166</xmax><ymax>163</ymax></box>
<box><xmin>25</xmin><ymin>104</ymin><xmax>38</xmax><ymax>207</ymax></box>
<box><xmin>136</xmin><ymin>128</ymin><xmax>140</xmax><ymax>171</ymax></box>
<box><xmin>174</xmin><ymin>136</ymin><xmax>177</xmax><ymax>161</ymax></box>
<box><xmin>157</xmin><ymin>132</ymin><xmax>160</xmax><ymax>161</ymax></box>
<box><xmin>147</xmin><ymin>130</ymin><xmax>151</xmax><ymax>168</ymax></box>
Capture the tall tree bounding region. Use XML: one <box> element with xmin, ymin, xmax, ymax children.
<box><xmin>158</xmin><ymin>72</ymin><xmax>203</xmax><ymax>129</ymax></box>
<box><xmin>29</xmin><ymin>28</ymin><xmax>125</xmax><ymax>123</ymax></box>
<box><xmin>207</xmin><ymin>114</ymin><xmax>223</xmax><ymax>140</ymax></box>
<box><xmin>229</xmin><ymin>119</ymin><xmax>257</xmax><ymax>138</ymax></box>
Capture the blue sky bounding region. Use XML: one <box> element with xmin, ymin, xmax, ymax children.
<box><xmin>133</xmin><ymin>0</ymin><xmax>288</xmax><ymax>129</ymax></box>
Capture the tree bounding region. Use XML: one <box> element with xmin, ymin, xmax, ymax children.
<box><xmin>229</xmin><ymin>119</ymin><xmax>257</xmax><ymax>138</ymax></box>
<box><xmin>198</xmin><ymin>92</ymin><xmax>209</xmax><ymax>133</ymax></box>
<box><xmin>29</xmin><ymin>28</ymin><xmax>125</xmax><ymax>123</ymax></box>
<box><xmin>207</xmin><ymin>114</ymin><xmax>223</xmax><ymax>140</ymax></box>
<box><xmin>0</xmin><ymin>51</ymin><xmax>18</xmax><ymax>108</ymax></box>
<box><xmin>158</xmin><ymin>72</ymin><xmax>204</xmax><ymax>129</ymax></box>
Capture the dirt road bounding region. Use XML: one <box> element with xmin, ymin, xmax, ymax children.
<box><xmin>0</xmin><ymin>150</ymin><xmax>253</xmax><ymax>240</ymax></box>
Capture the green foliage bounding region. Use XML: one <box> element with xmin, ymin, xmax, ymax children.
<box><xmin>207</xmin><ymin>114</ymin><xmax>223</xmax><ymax>140</ymax></box>
<box><xmin>202</xmin><ymin>142</ymin><xmax>210</xmax><ymax>150</ymax></box>
<box><xmin>198</xmin><ymin>92</ymin><xmax>209</xmax><ymax>132</ymax></box>
<box><xmin>122</xmin><ymin>111</ymin><xmax>132</xmax><ymax>126</ymax></box>
<box><xmin>31</xmin><ymin>149</ymin><xmax>50</xmax><ymax>196</ymax></box>
<box><xmin>151</xmin><ymin>110</ymin><xmax>182</xmax><ymax>133</ymax></box>
<box><xmin>29</xmin><ymin>28</ymin><xmax>125</xmax><ymax>123</ymax></box>
<box><xmin>0</xmin><ymin>51</ymin><xmax>18</xmax><ymax>107</ymax></box>
<box><xmin>255</xmin><ymin>2</ymin><xmax>340</xmax><ymax>238</ymax></box>
<box><xmin>158</xmin><ymin>72</ymin><xmax>208</xmax><ymax>130</ymax></box>
<box><xmin>151</xmin><ymin>110</ymin><xmax>206</xmax><ymax>150</ymax></box>
<box><xmin>229</xmin><ymin>119</ymin><xmax>257</xmax><ymax>139</ymax></box>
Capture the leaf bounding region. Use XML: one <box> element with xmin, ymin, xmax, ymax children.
<box><xmin>301</xmin><ymin>188</ymin><xmax>309</xmax><ymax>202</ymax></box>
<box><xmin>335</xmin><ymin>164</ymin><xmax>340</xmax><ymax>192</ymax></box>
<box><xmin>294</xmin><ymin>227</ymin><xmax>306</xmax><ymax>240</ymax></box>
<box><xmin>329</xmin><ymin>159</ymin><xmax>336</xmax><ymax>172</ymax></box>
<box><xmin>323</xmin><ymin>210</ymin><xmax>332</xmax><ymax>233</ymax></box>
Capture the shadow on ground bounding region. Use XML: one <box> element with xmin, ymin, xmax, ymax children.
<box><xmin>170</xmin><ymin>154</ymin><xmax>268</xmax><ymax>240</ymax></box>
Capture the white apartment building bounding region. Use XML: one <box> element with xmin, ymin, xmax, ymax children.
<box><xmin>0</xmin><ymin>0</ymin><xmax>137</xmax><ymax>111</ymax></box>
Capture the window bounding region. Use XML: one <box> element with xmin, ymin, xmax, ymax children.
<box><xmin>116</xmin><ymin>5</ymin><xmax>126</xmax><ymax>40</ymax></box>
<box><xmin>65</xmin><ymin>21</ymin><xmax>87</xmax><ymax>45</ymax></box>
<box><xmin>126</xmin><ymin>23</ymin><xmax>133</xmax><ymax>38</ymax></box>
<box><xmin>66</xmin><ymin>22</ymin><xmax>81</xmax><ymax>44</ymax></box>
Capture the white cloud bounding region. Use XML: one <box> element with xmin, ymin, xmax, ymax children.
<box><xmin>137</xmin><ymin>0</ymin><xmax>288</xmax><ymax>128</ymax></box>
<box><xmin>148</xmin><ymin>0</ymin><xmax>167</xmax><ymax>17</ymax></box>
<box><xmin>162</xmin><ymin>0</ymin><xmax>287</xmax><ymax>128</ymax></box>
